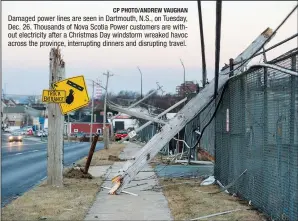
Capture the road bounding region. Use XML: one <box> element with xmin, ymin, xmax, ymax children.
<box><xmin>1</xmin><ymin>134</ymin><xmax>104</xmax><ymax>207</ymax></box>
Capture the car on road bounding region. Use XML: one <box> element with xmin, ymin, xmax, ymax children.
<box><xmin>8</xmin><ymin>131</ymin><xmax>23</xmax><ymax>142</ymax></box>
<box><xmin>115</xmin><ymin>130</ymin><xmax>129</xmax><ymax>141</ymax></box>
<box><xmin>36</xmin><ymin>130</ymin><xmax>47</xmax><ymax>137</ymax></box>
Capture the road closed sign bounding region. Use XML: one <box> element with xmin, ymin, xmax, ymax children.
<box><xmin>52</xmin><ymin>75</ymin><xmax>90</xmax><ymax>114</ymax></box>
<box><xmin>42</xmin><ymin>90</ymin><xmax>66</xmax><ymax>103</ymax></box>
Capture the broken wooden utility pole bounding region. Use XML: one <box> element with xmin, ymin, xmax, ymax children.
<box><xmin>84</xmin><ymin>133</ymin><xmax>99</xmax><ymax>174</ymax></box>
<box><xmin>110</xmin><ymin>84</ymin><xmax>162</xmax><ymax>120</ymax></box>
<box><xmin>103</xmin><ymin>71</ymin><xmax>113</xmax><ymax>149</ymax></box>
<box><xmin>110</xmin><ymin>85</ymin><xmax>162</xmax><ymax>140</ymax></box>
<box><xmin>47</xmin><ymin>47</ymin><xmax>65</xmax><ymax>187</ymax></box>
<box><xmin>108</xmin><ymin>28</ymin><xmax>274</xmax><ymax>195</ymax></box>
<box><xmin>111</xmin><ymin>97</ymin><xmax>187</xmax><ymax>144</ymax></box>
<box><xmin>107</xmin><ymin>103</ymin><xmax>167</xmax><ymax>125</ymax></box>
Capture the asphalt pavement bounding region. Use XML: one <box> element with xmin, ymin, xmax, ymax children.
<box><xmin>1</xmin><ymin>134</ymin><xmax>104</xmax><ymax>207</ymax></box>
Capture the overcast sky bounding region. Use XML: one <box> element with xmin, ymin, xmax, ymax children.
<box><xmin>2</xmin><ymin>1</ymin><xmax>297</xmax><ymax>97</ymax></box>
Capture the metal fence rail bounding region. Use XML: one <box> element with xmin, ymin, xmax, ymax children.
<box><xmin>214</xmin><ymin>49</ymin><xmax>298</xmax><ymax>221</ymax></box>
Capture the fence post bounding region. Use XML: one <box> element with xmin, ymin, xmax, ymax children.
<box><xmin>197</xmin><ymin>114</ymin><xmax>200</xmax><ymax>161</ymax></box>
<box><xmin>262</xmin><ymin>64</ymin><xmax>269</xmax><ymax>207</ymax></box>
<box><xmin>290</xmin><ymin>55</ymin><xmax>296</xmax><ymax>147</ymax></box>
<box><xmin>229</xmin><ymin>58</ymin><xmax>234</xmax><ymax>77</ymax></box>
<box><xmin>289</xmin><ymin>54</ymin><xmax>296</xmax><ymax>218</ymax></box>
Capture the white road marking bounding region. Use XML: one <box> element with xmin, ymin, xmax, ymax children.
<box><xmin>15</xmin><ymin>153</ymin><xmax>23</xmax><ymax>155</ymax></box>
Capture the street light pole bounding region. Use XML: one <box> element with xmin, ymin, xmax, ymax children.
<box><xmin>137</xmin><ymin>66</ymin><xmax>143</xmax><ymax>99</ymax></box>
<box><xmin>90</xmin><ymin>81</ymin><xmax>94</xmax><ymax>142</ymax></box>
<box><xmin>180</xmin><ymin>59</ymin><xmax>186</xmax><ymax>104</ymax></box>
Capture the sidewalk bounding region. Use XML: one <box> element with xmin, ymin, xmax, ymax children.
<box><xmin>23</xmin><ymin>136</ymin><xmax>47</xmax><ymax>142</ymax></box>
<box><xmin>85</xmin><ymin>142</ymin><xmax>173</xmax><ymax>221</ymax></box>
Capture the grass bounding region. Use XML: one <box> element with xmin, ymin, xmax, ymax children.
<box><xmin>1</xmin><ymin>142</ymin><xmax>126</xmax><ymax>221</ymax></box>
<box><xmin>1</xmin><ymin>178</ymin><xmax>102</xmax><ymax>221</ymax></box>
<box><xmin>159</xmin><ymin>178</ymin><xmax>267</xmax><ymax>221</ymax></box>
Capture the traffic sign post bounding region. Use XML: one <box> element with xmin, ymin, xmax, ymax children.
<box><xmin>52</xmin><ymin>75</ymin><xmax>90</xmax><ymax>114</ymax></box>
<box><xmin>45</xmin><ymin>50</ymin><xmax>90</xmax><ymax>188</ymax></box>
<box><xmin>47</xmin><ymin>47</ymin><xmax>65</xmax><ymax>187</ymax></box>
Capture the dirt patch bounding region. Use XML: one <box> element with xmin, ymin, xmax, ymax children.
<box><xmin>108</xmin><ymin>155</ymin><xmax>126</xmax><ymax>162</ymax></box>
<box><xmin>159</xmin><ymin>178</ymin><xmax>267</xmax><ymax>221</ymax></box>
<box><xmin>149</xmin><ymin>153</ymin><xmax>172</xmax><ymax>168</ymax></box>
<box><xmin>76</xmin><ymin>143</ymin><xmax>126</xmax><ymax>166</ymax></box>
<box><xmin>1</xmin><ymin>177</ymin><xmax>103</xmax><ymax>221</ymax></box>
<box><xmin>63</xmin><ymin>167</ymin><xmax>93</xmax><ymax>179</ymax></box>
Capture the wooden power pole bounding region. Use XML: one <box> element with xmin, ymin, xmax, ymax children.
<box><xmin>47</xmin><ymin>47</ymin><xmax>65</xmax><ymax>187</ymax></box>
<box><xmin>103</xmin><ymin>71</ymin><xmax>113</xmax><ymax>149</ymax></box>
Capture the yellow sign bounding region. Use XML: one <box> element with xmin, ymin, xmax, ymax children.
<box><xmin>42</xmin><ymin>90</ymin><xmax>66</xmax><ymax>103</ymax></box>
<box><xmin>52</xmin><ymin>75</ymin><xmax>90</xmax><ymax>114</ymax></box>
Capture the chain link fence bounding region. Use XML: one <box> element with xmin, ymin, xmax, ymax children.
<box><xmin>136</xmin><ymin>123</ymin><xmax>158</xmax><ymax>143</ymax></box>
<box><xmin>214</xmin><ymin>49</ymin><xmax>298</xmax><ymax>220</ymax></box>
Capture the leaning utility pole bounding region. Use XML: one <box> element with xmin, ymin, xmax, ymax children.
<box><xmin>103</xmin><ymin>71</ymin><xmax>113</xmax><ymax>149</ymax></box>
<box><xmin>47</xmin><ymin>47</ymin><xmax>65</xmax><ymax>187</ymax></box>
<box><xmin>108</xmin><ymin>28</ymin><xmax>274</xmax><ymax>195</ymax></box>
<box><xmin>90</xmin><ymin>80</ymin><xmax>94</xmax><ymax>142</ymax></box>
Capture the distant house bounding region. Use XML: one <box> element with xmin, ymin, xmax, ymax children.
<box><xmin>1</xmin><ymin>100</ymin><xmax>7</xmax><ymax>128</ymax></box>
<box><xmin>3</xmin><ymin>98</ymin><xmax>17</xmax><ymax>107</ymax></box>
<box><xmin>112</xmin><ymin>114</ymin><xmax>139</xmax><ymax>131</ymax></box>
<box><xmin>67</xmin><ymin>114</ymin><xmax>110</xmax><ymax>135</ymax></box>
<box><xmin>30</xmin><ymin>103</ymin><xmax>48</xmax><ymax>117</ymax></box>
<box><xmin>3</xmin><ymin>106</ymin><xmax>42</xmax><ymax>127</ymax></box>
<box><xmin>3</xmin><ymin>106</ymin><xmax>28</xmax><ymax>126</ymax></box>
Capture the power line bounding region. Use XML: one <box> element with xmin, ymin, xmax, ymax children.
<box><xmin>221</xmin><ymin>4</ymin><xmax>298</xmax><ymax>76</ymax></box>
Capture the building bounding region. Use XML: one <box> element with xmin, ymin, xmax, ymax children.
<box><xmin>3</xmin><ymin>98</ymin><xmax>17</xmax><ymax>107</ymax></box>
<box><xmin>67</xmin><ymin>114</ymin><xmax>110</xmax><ymax>135</ymax></box>
<box><xmin>30</xmin><ymin>103</ymin><xmax>48</xmax><ymax>117</ymax></box>
<box><xmin>68</xmin><ymin>123</ymin><xmax>110</xmax><ymax>134</ymax></box>
<box><xmin>112</xmin><ymin>114</ymin><xmax>139</xmax><ymax>131</ymax></box>
<box><xmin>3</xmin><ymin>106</ymin><xmax>43</xmax><ymax>127</ymax></box>
<box><xmin>1</xmin><ymin>100</ymin><xmax>7</xmax><ymax>129</ymax></box>
<box><xmin>176</xmin><ymin>81</ymin><xmax>200</xmax><ymax>96</ymax></box>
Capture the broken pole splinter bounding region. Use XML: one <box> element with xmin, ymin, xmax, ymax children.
<box><xmin>108</xmin><ymin>28</ymin><xmax>274</xmax><ymax>195</ymax></box>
